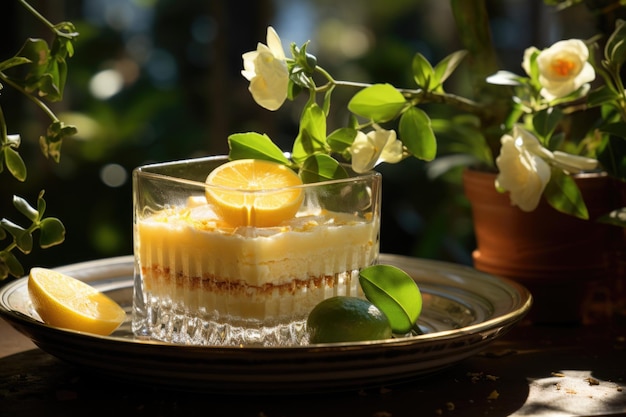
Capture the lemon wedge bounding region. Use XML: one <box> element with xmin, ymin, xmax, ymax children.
<box><xmin>28</xmin><ymin>267</ymin><xmax>126</xmax><ymax>335</ymax></box>
<box><xmin>205</xmin><ymin>159</ymin><xmax>304</xmax><ymax>227</ymax></box>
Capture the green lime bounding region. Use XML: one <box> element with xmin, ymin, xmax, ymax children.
<box><xmin>307</xmin><ymin>296</ymin><xmax>393</xmax><ymax>344</ymax></box>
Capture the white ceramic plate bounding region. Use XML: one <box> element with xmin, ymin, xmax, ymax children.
<box><xmin>0</xmin><ymin>254</ymin><xmax>531</xmax><ymax>393</ymax></box>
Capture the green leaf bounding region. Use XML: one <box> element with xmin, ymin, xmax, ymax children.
<box><xmin>227</xmin><ymin>132</ymin><xmax>290</xmax><ymax>165</ymax></box>
<box><xmin>16</xmin><ymin>38</ymin><xmax>50</xmax><ymax>77</ymax></box>
<box><xmin>587</xmin><ymin>85</ymin><xmax>621</xmax><ymax>108</ymax></box>
<box><xmin>4</xmin><ymin>147</ymin><xmax>27</xmax><ymax>181</ymax></box>
<box><xmin>12</xmin><ymin>34</ymin><xmax>76</xmax><ymax>103</ymax></box>
<box><xmin>13</xmin><ymin>195</ymin><xmax>39</xmax><ymax>222</ymax></box>
<box><xmin>327</xmin><ymin>127</ymin><xmax>358</xmax><ymax>154</ymax></box>
<box><xmin>300</xmin><ymin>154</ymin><xmax>349</xmax><ymax>183</ymax></box>
<box><xmin>348</xmin><ymin>84</ymin><xmax>406</xmax><ymax>123</ymax></box>
<box><xmin>39</xmin><ymin>121</ymin><xmax>76</xmax><ymax>163</ymax></box>
<box><xmin>0</xmin><ymin>219</ymin><xmax>25</xmax><ymax>240</ymax></box>
<box><xmin>599</xmin><ymin>121</ymin><xmax>626</xmax><ymax>139</ymax></box>
<box><xmin>0</xmin><ymin>56</ymin><xmax>31</xmax><ymax>72</ymax></box>
<box><xmin>1</xmin><ymin>219</ymin><xmax>33</xmax><ymax>254</ymax></box>
<box><xmin>291</xmin><ymin>103</ymin><xmax>328</xmax><ymax>164</ymax></box>
<box><xmin>290</xmin><ymin>69</ymin><xmax>315</xmax><ymax>91</ymax></box>
<box><xmin>399</xmin><ymin>107</ymin><xmax>437</xmax><ymax>161</ymax></box>
<box><xmin>291</xmin><ymin>41</ymin><xmax>317</xmax><ymax>74</ymax></box>
<box><xmin>322</xmin><ymin>84</ymin><xmax>335</xmax><ymax>116</ymax></box>
<box><xmin>39</xmin><ymin>217</ymin><xmax>66</xmax><ymax>248</ymax></box>
<box><xmin>547</xmin><ymin>132</ymin><xmax>565</xmax><ymax>153</ymax></box>
<box><xmin>0</xmin><ymin>251</ymin><xmax>24</xmax><ymax>280</ymax></box>
<box><xmin>433</xmin><ymin>50</ymin><xmax>467</xmax><ymax>89</ymax></box>
<box><xmin>532</xmin><ymin>107</ymin><xmax>563</xmax><ymax>141</ymax></box>
<box><xmin>598</xmin><ymin>207</ymin><xmax>626</xmax><ymax>228</ymax></box>
<box><xmin>16</xmin><ymin>230</ymin><xmax>33</xmax><ymax>254</ymax></box>
<box><xmin>301</xmin><ymin>154</ymin><xmax>372</xmax><ymax>212</ymax></box>
<box><xmin>36</xmin><ymin>190</ymin><xmax>47</xmax><ymax>216</ymax></box>
<box><xmin>16</xmin><ymin>38</ymin><xmax>62</xmax><ymax>100</ymax></box>
<box><xmin>359</xmin><ymin>264</ymin><xmax>422</xmax><ymax>334</ymax></box>
<box><xmin>596</xmin><ymin>129</ymin><xmax>626</xmax><ymax>181</ymax></box>
<box><xmin>0</xmin><ymin>256</ymin><xmax>10</xmax><ymax>281</ymax></box>
<box><xmin>412</xmin><ymin>53</ymin><xmax>435</xmax><ymax>90</ymax></box>
<box><xmin>287</xmin><ymin>79</ymin><xmax>303</xmax><ymax>101</ymax></box>
<box><xmin>544</xmin><ymin>169</ymin><xmax>589</xmax><ymax>219</ymax></box>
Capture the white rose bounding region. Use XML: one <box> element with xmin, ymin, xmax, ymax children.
<box><xmin>241</xmin><ymin>27</ymin><xmax>289</xmax><ymax>111</ymax></box>
<box><xmin>349</xmin><ymin>126</ymin><xmax>403</xmax><ymax>173</ymax></box>
<box><xmin>535</xmin><ymin>39</ymin><xmax>595</xmax><ymax>101</ymax></box>
<box><xmin>495</xmin><ymin>128</ymin><xmax>551</xmax><ymax>212</ymax></box>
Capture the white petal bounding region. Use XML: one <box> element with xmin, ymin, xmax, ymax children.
<box><xmin>350</xmin><ymin>131</ymin><xmax>378</xmax><ymax>173</ymax></box>
<box><xmin>266</xmin><ymin>26</ymin><xmax>286</xmax><ymax>60</ymax></box>
<box><xmin>553</xmin><ymin>151</ymin><xmax>598</xmax><ymax>172</ymax></box>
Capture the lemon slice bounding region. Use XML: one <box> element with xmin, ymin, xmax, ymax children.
<box><xmin>205</xmin><ymin>159</ymin><xmax>304</xmax><ymax>227</ymax></box>
<box><xmin>28</xmin><ymin>267</ymin><xmax>126</xmax><ymax>336</ymax></box>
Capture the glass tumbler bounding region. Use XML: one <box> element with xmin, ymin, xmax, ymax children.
<box><xmin>132</xmin><ymin>155</ymin><xmax>381</xmax><ymax>346</ymax></box>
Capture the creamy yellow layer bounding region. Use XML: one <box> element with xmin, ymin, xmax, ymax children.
<box><xmin>136</xmin><ymin>201</ymin><xmax>379</xmax><ymax>287</ymax></box>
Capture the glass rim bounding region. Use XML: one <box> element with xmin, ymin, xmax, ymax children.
<box><xmin>133</xmin><ymin>155</ymin><xmax>381</xmax><ymax>192</ymax></box>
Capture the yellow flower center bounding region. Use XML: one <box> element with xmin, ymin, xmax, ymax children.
<box><xmin>551</xmin><ymin>58</ymin><xmax>576</xmax><ymax>77</ymax></box>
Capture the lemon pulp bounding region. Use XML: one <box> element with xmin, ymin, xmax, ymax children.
<box><xmin>205</xmin><ymin>159</ymin><xmax>303</xmax><ymax>227</ymax></box>
<box><xmin>28</xmin><ymin>267</ymin><xmax>126</xmax><ymax>335</ymax></box>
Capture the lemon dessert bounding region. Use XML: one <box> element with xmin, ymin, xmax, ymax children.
<box><xmin>132</xmin><ymin>157</ymin><xmax>381</xmax><ymax>346</ymax></box>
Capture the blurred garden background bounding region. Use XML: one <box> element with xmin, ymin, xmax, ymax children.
<box><xmin>0</xmin><ymin>0</ymin><xmax>612</xmax><ymax>272</ymax></box>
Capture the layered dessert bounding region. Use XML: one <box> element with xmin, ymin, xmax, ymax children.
<box><xmin>132</xmin><ymin>157</ymin><xmax>381</xmax><ymax>346</ymax></box>
<box><xmin>135</xmin><ymin>198</ymin><xmax>378</xmax><ymax>345</ymax></box>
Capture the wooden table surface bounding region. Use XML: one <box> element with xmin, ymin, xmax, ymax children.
<box><xmin>1</xmin><ymin>315</ymin><xmax>625</xmax><ymax>417</ymax></box>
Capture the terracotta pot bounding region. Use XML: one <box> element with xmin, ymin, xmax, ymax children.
<box><xmin>463</xmin><ymin>169</ymin><xmax>623</xmax><ymax>324</ymax></box>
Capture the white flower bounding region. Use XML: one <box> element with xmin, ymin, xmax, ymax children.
<box><xmin>349</xmin><ymin>126</ymin><xmax>403</xmax><ymax>173</ymax></box>
<box><xmin>534</xmin><ymin>39</ymin><xmax>595</xmax><ymax>101</ymax></box>
<box><xmin>241</xmin><ymin>27</ymin><xmax>289</xmax><ymax>111</ymax></box>
<box><xmin>553</xmin><ymin>151</ymin><xmax>598</xmax><ymax>173</ymax></box>
<box><xmin>495</xmin><ymin>126</ymin><xmax>552</xmax><ymax>212</ymax></box>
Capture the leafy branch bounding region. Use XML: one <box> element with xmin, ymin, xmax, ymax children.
<box><xmin>0</xmin><ymin>0</ymin><xmax>79</xmax><ymax>280</ymax></box>
<box><xmin>231</xmin><ymin>41</ymin><xmax>491</xmax><ymax>182</ymax></box>
<box><xmin>0</xmin><ymin>192</ymin><xmax>65</xmax><ymax>279</ymax></box>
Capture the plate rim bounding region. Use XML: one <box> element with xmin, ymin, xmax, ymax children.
<box><xmin>0</xmin><ymin>254</ymin><xmax>532</xmax><ymax>352</ymax></box>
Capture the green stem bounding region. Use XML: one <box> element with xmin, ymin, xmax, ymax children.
<box><xmin>450</xmin><ymin>0</ymin><xmax>512</xmax><ymax>160</ymax></box>
<box><xmin>18</xmin><ymin>0</ymin><xmax>72</xmax><ymax>39</ymax></box>
<box><xmin>612</xmin><ymin>72</ymin><xmax>626</xmax><ymax>122</ymax></box>
<box><xmin>411</xmin><ymin>322</ymin><xmax>424</xmax><ymax>336</ymax></box>
<box><xmin>0</xmin><ymin>71</ymin><xmax>59</xmax><ymax>122</ymax></box>
<box><xmin>449</xmin><ymin>0</ymin><xmax>501</xmax><ymax>96</ymax></box>
<box><xmin>314</xmin><ymin>61</ymin><xmax>487</xmax><ymax>117</ymax></box>
<box><xmin>412</xmin><ymin>89</ymin><xmax>487</xmax><ymax>117</ymax></box>
<box><xmin>314</xmin><ymin>65</ymin><xmax>335</xmax><ymax>85</ymax></box>
<box><xmin>320</xmin><ymin>78</ymin><xmax>487</xmax><ymax>118</ymax></box>
<box><xmin>0</xmin><ymin>103</ymin><xmax>7</xmax><ymax>141</ymax></box>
